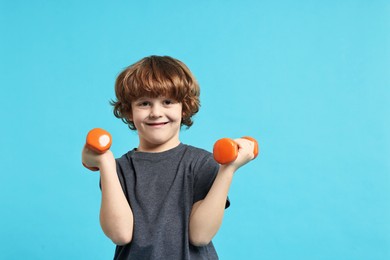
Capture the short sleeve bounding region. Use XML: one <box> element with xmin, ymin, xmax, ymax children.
<box><xmin>99</xmin><ymin>155</ymin><xmax>129</xmax><ymax>201</ymax></box>
<box><xmin>192</xmin><ymin>153</ymin><xmax>230</xmax><ymax>208</ymax></box>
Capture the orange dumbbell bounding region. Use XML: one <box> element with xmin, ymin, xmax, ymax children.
<box><xmin>82</xmin><ymin>128</ymin><xmax>112</xmax><ymax>171</ymax></box>
<box><xmin>213</xmin><ymin>136</ymin><xmax>259</xmax><ymax>165</ymax></box>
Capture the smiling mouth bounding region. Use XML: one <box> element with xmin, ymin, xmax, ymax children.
<box><xmin>146</xmin><ymin>122</ymin><xmax>169</xmax><ymax>126</ymax></box>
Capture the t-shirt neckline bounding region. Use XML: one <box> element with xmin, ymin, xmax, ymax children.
<box><xmin>129</xmin><ymin>143</ymin><xmax>185</xmax><ymax>161</ymax></box>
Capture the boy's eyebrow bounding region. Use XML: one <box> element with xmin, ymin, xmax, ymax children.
<box><xmin>134</xmin><ymin>96</ymin><xmax>153</xmax><ymax>101</ymax></box>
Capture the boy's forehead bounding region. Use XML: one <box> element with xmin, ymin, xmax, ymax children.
<box><xmin>133</xmin><ymin>95</ymin><xmax>177</xmax><ymax>101</ymax></box>
<box><xmin>133</xmin><ymin>88</ymin><xmax>173</xmax><ymax>98</ymax></box>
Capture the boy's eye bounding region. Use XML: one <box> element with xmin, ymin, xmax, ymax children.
<box><xmin>138</xmin><ymin>101</ymin><xmax>150</xmax><ymax>107</ymax></box>
<box><xmin>163</xmin><ymin>99</ymin><xmax>176</xmax><ymax>105</ymax></box>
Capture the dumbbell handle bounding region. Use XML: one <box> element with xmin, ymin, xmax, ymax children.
<box><xmin>213</xmin><ymin>136</ymin><xmax>259</xmax><ymax>165</ymax></box>
<box><xmin>83</xmin><ymin>128</ymin><xmax>112</xmax><ymax>171</ymax></box>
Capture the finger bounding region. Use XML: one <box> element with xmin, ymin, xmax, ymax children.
<box><xmin>234</xmin><ymin>138</ymin><xmax>254</xmax><ymax>150</ymax></box>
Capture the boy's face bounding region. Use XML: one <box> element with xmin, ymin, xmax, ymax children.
<box><xmin>130</xmin><ymin>96</ymin><xmax>183</xmax><ymax>152</ymax></box>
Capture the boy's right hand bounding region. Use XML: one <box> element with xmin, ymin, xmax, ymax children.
<box><xmin>82</xmin><ymin>145</ymin><xmax>115</xmax><ymax>172</ymax></box>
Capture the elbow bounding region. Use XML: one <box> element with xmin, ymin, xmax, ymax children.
<box><xmin>190</xmin><ymin>239</ymin><xmax>211</xmax><ymax>247</ymax></box>
<box><xmin>101</xmin><ymin>224</ymin><xmax>133</xmax><ymax>246</ymax></box>
<box><xmin>189</xmin><ymin>233</ymin><xmax>212</xmax><ymax>247</ymax></box>
<box><xmin>100</xmin><ymin>217</ymin><xmax>133</xmax><ymax>246</ymax></box>
<box><xmin>110</xmin><ymin>232</ymin><xmax>133</xmax><ymax>246</ymax></box>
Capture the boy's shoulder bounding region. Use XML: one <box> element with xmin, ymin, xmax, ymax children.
<box><xmin>181</xmin><ymin>144</ymin><xmax>217</xmax><ymax>168</ymax></box>
<box><xmin>182</xmin><ymin>144</ymin><xmax>216</xmax><ymax>161</ymax></box>
<box><xmin>183</xmin><ymin>144</ymin><xmax>210</xmax><ymax>155</ymax></box>
<box><xmin>115</xmin><ymin>148</ymin><xmax>136</xmax><ymax>165</ymax></box>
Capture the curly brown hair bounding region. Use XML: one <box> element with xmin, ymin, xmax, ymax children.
<box><xmin>111</xmin><ymin>56</ymin><xmax>200</xmax><ymax>130</ymax></box>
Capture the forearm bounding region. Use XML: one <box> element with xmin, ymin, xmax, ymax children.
<box><xmin>189</xmin><ymin>165</ymin><xmax>235</xmax><ymax>246</ymax></box>
<box><xmin>99</xmin><ymin>163</ymin><xmax>134</xmax><ymax>245</ymax></box>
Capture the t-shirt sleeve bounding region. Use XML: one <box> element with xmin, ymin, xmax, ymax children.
<box><xmin>114</xmin><ymin>158</ymin><xmax>129</xmax><ymax>199</ymax></box>
<box><xmin>192</xmin><ymin>152</ymin><xmax>230</xmax><ymax>208</ymax></box>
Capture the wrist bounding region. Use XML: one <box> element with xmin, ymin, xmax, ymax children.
<box><xmin>218</xmin><ymin>164</ymin><xmax>236</xmax><ymax>177</ymax></box>
<box><xmin>99</xmin><ymin>151</ymin><xmax>116</xmax><ymax>174</ymax></box>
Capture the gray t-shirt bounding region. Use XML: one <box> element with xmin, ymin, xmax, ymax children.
<box><xmin>112</xmin><ymin>143</ymin><xmax>229</xmax><ymax>260</ymax></box>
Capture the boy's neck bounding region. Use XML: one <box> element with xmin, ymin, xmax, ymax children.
<box><xmin>137</xmin><ymin>139</ymin><xmax>181</xmax><ymax>153</ymax></box>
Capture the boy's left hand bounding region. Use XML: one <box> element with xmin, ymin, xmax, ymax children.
<box><xmin>226</xmin><ymin>138</ymin><xmax>256</xmax><ymax>170</ymax></box>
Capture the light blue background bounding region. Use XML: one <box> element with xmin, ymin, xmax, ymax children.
<box><xmin>1</xmin><ymin>0</ymin><xmax>389</xmax><ymax>259</ymax></box>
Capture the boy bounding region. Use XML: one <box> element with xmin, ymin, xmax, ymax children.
<box><xmin>82</xmin><ymin>56</ymin><xmax>255</xmax><ymax>259</ymax></box>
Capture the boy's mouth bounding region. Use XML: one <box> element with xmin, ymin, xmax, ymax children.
<box><xmin>146</xmin><ymin>122</ymin><xmax>169</xmax><ymax>126</ymax></box>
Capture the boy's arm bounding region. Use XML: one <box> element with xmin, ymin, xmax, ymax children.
<box><xmin>188</xmin><ymin>138</ymin><xmax>255</xmax><ymax>246</ymax></box>
<box><xmin>82</xmin><ymin>147</ymin><xmax>134</xmax><ymax>245</ymax></box>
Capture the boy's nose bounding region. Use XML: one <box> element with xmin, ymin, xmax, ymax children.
<box><xmin>149</xmin><ymin>104</ymin><xmax>163</xmax><ymax>118</ymax></box>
